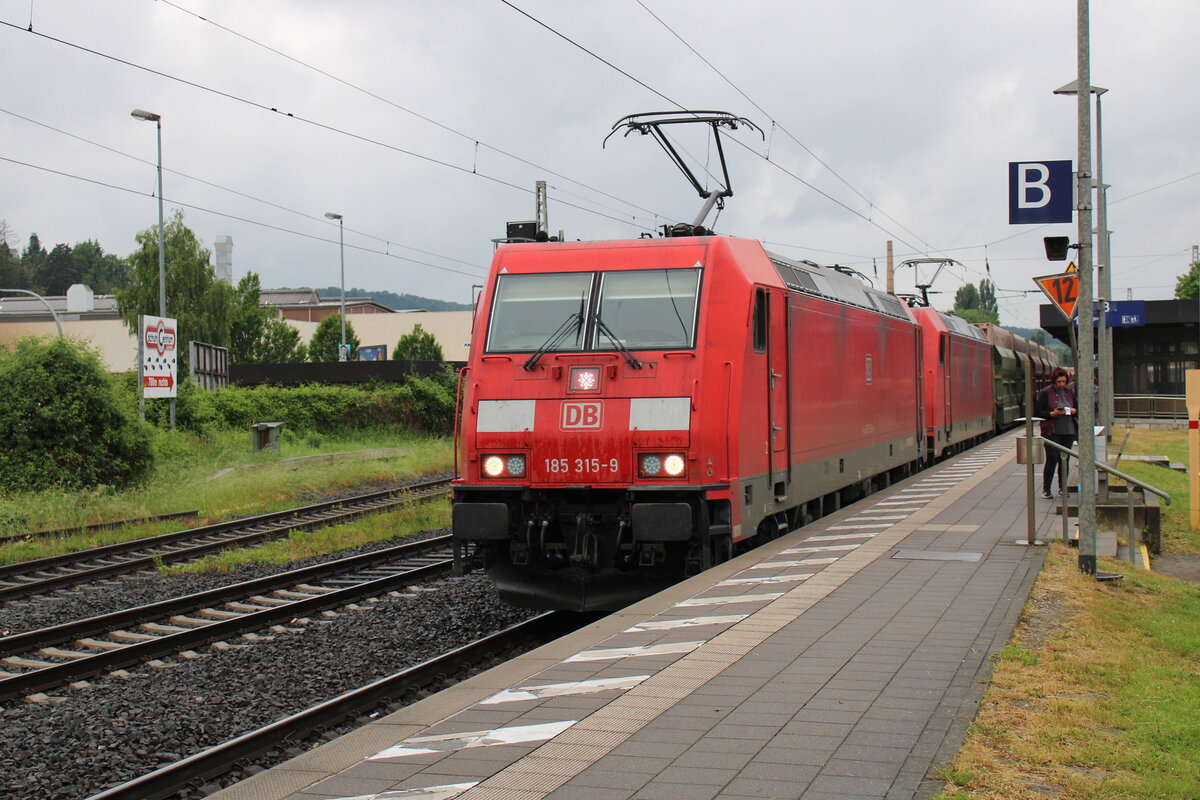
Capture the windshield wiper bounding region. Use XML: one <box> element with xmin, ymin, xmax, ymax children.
<box><xmin>523</xmin><ymin>313</ymin><xmax>583</xmax><ymax>371</ymax></box>
<box><xmin>593</xmin><ymin>315</ymin><xmax>642</xmax><ymax>369</ymax></box>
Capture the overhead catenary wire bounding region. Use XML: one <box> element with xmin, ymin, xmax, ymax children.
<box><xmin>497</xmin><ymin>0</ymin><xmax>936</xmax><ymax>257</ymax></box>
<box><xmin>0</xmin><ymin>106</ymin><xmax>486</xmax><ymax>273</ymax></box>
<box><xmin>0</xmin><ymin>154</ymin><xmax>489</xmax><ymax>279</ymax></box>
<box><xmin>0</xmin><ymin>18</ymin><xmax>660</xmax><ymax>236</ymax></box>
<box><xmin>633</xmin><ymin>0</ymin><xmax>936</xmax><ymax>254</ymax></box>
<box><xmin>156</xmin><ymin>0</ymin><xmax>671</xmax><ymax>225</ymax></box>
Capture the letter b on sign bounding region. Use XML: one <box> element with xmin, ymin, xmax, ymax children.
<box><xmin>561</xmin><ymin>401</ymin><xmax>602</xmax><ymax>430</ymax></box>
<box><xmin>1008</xmin><ymin>160</ymin><xmax>1072</xmax><ymax>224</ymax></box>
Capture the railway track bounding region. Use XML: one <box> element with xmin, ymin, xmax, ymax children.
<box><xmin>82</xmin><ymin>611</ymin><xmax>571</xmax><ymax>800</ymax></box>
<box><xmin>0</xmin><ymin>479</ymin><xmax>449</xmax><ymax>603</ymax></box>
<box><xmin>0</xmin><ymin>510</ymin><xmax>201</xmax><ymax>546</ymax></box>
<box><xmin>0</xmin><ymin>534</ymin><xmax>458</xmax><ymax>701</ymax></box>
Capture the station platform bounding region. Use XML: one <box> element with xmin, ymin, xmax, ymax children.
<box><xmin>212</xmin><ymin>433</ymin><xmax>1055</xmax><ymax>800</ymax></box>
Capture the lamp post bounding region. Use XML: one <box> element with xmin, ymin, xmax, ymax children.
<box><xmin>324</xmin><ymin>212</ymin><xmax>346</xmax><ymax>361</ymax></box>
<box><xmin>131</xmin><ymin>108</ymin><xmax>173</xmax><ymax>429</ymax></box>
<box><xmin>1054</xmin><ymin>80</ymin><xmax>1112</xmax><ymax>439</ymax></box>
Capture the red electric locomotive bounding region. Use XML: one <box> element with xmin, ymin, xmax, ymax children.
<box><xmin>911</xmin><ymin>307</ymin><xmax>995</xmax><ymax>459</ymax></box>
<box><xmin>451</xmin><ymin>235</ymin><xmax>926</xmax><ymax>611</ymax></box>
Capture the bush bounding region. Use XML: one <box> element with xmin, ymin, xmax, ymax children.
<box><xmin>0</xmin><ymin>337</ymin><xmax>153</xmax><ymax>492</ymax></box>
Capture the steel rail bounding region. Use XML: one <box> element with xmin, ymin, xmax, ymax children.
<box><xmin>83</xmin><ymin>611</ymin><xmax>569</xmax><ymax>800</ymax></box>
<box><xmin>0</xmin><ymin>479</ymin><xmax>449</xmax><ymax>601</ymax></box>
<box><xmin>0</xmin><ymin>534</ymin><xmax>452</xmax><ymax>655</ymax></box>
<box><xmin>0</xmin><ymin>510</ymin><xmax>201</xmax><ymax>545</ymax></box>
<box><xmin>0</xmin><ymin>540</ymin><xmax>456</xmax><ymax>700</ymax></box>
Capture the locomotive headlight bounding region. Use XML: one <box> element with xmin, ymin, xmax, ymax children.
<box><xmin>640</xmin><ymin>454</ymin><xmax>662</xmax><ymax>476</ymax></box>
<box><xmin>662</xmin><ymin>454</ymin><xmax>686</xmax><ymax>477</ymax></box>
<box><xmin>506</xmin><ymin>455</ymin><xmax>526</xmax><ymax>477</ymax></box>
<box><xmin>483</xmin><ymin>456</ymin><xmax>507</xmax><ymax>477</ymax></box>
<box><xmin>569</xmin><ymin>366</ymin><xmax>601</xmax><ymax>393</ymax></box>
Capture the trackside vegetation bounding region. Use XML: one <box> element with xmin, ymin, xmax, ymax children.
<box><xmin>0</xmin><ymin>336</ymin><xmax>153</xmax><ymax>493</ymax></box>
<box><xmin>936</xmin><ymin>428</ymin><xmax>1200</xmax><ymax>800</ymax></box>
<box><xmin>0</xmin><ymin>335</ymin><xmax>459</xmax><ymax>538</ymax></box>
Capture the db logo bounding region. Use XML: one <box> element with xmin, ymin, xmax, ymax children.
<box><xmin>561</xmin><ymin>401</ymin><xmax>603</xmax><ymax>430</ymax></box>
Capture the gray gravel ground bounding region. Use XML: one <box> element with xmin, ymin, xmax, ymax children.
<box><xmin>0</xmin><ymin>534</ymin><xmax>538</xmax><ymax>800</ymax></box>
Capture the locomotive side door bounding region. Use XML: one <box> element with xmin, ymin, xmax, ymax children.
<box><xmin>940</xmin><ymin>332</ymin><xmax>952</xmax><ymax>436</ymax></box>
<box><xmin>759</xmin><ymin>287</ymin><xmax>790</xmax><ymax>490</ymax></box>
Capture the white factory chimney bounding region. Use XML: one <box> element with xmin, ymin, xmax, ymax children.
<box><xmin>214</xmin><ymin>236</ymin><xmax>233</xmax><ymax>284</ymax></box>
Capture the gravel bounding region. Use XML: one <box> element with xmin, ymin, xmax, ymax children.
<box><xmin>0</xmin><ymin>537</ymin><xmax>540</xmax><ymax>800</ymax></box>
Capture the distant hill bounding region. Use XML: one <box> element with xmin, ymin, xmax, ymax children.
<box><xmin>274</xmin><ymin>286</ymin><xmax>472</xmax><ymax>312</ymax></box>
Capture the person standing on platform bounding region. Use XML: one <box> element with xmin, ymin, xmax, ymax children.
<box><xmin>1035</xmin><ymin>367</ymin><xmax>1078</xmax><ymax>499</ymax></box>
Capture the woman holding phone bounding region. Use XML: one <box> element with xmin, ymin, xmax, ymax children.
<box><xmin>1034</xmin><ymin>366</ymin><xmax>1078</xmax><ymax>499</ymax></box>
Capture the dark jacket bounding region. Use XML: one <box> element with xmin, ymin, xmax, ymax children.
<box><xmin>1034</xmin><ymin>383</ymin><xmax>1077</xmax><ymax>437</ymax></box>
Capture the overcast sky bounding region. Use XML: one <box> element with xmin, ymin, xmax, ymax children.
<box><xmin>2</xmin><ymin>1</ymin><xmax>1197</xmax><ymax>328</ymax></box>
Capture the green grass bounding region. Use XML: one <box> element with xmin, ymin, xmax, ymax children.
<box><xmin>172</xmin><ymin>499</ymin><xmax>452</xmax><ymax>573</ymax></box>
<box><xmin>933</xmin><ymin>426</ymin><xmax>1200</xmax><ymax>799</ymax></box>
<box><xmin>1110</xmin><ymin>426</ymin><xmax>1196</xmax><ymax>553</ymax></box>
<box><xmin>0</xmin><ymin>428</ymin><xmax>453</xmax><ymax>565</ymax></box>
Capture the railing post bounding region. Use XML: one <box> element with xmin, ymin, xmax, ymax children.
<box><xmin>1127</xmin><ymin>486</ymin><xmax>1138</xmax><ymax>565</ymax></box>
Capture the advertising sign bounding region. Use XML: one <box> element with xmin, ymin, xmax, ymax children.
<box><xmin>140</xmin><ymin>315</ymin><xmax>178</xmax><ymax>398</ymax></box>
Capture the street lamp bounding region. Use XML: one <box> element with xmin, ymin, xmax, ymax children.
<box><xmin>324</xmin><ymin>212</ymin><xmax>347</xmax><ymax>361</ymax></box>
<box><xmin>1054</xmin><ymin>80</ymin><xmax>1112</xmax><ymax>437</ymax></box>
<box><xmin>132</xmin><ymin>108</ymin><xmax>173</xmax><ymax>429</ymax></box>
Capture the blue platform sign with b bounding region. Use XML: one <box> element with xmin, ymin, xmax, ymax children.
<box><xmin>1008</xmin><ymin>160</ymin><xmax>1073</xmax><ymax>224</ymax></box>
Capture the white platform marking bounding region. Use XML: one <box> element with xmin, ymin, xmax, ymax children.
<box><xmin>565</xmin><ymin>641</ymin><xmax>703</xmax><ymax>662</ymax></box>
<box><xmin>332</xmin><ymin>783</ymin><xmax>479</xmax><ymax>800</ymax></box>
<box><xmin>805</xmin><ymin>532</ymin><xmax>880</xmax><ymax>542</ymax></box>
<box><xmin>624</xmin><ymin>614</ymin><xmax>747</xmax><ymax>632</ymax></box>
<box><xmin>719</xmin><ymin>573</ymin><xmax>813</xmax><ymax>586</ymax></box>
<box><xmin>844</xmin><ymin>514</ymin><xmax>908</xmax><ymax>522</ymax></box>
<box><xmin>782</xmin><ymin>543</ymin><xmax>861</xmax><ymax>553</ymax></box>
<box><xmin>370</xmin><ymin>721</ymin><xmax>575</xmax><ymax>759</ymax></box>
<box><xmin>675</xmin><ymin>592</ymin><xmax>784</xmax><ymax>607</ymax></box>
<box><xmin>480</xmin><ymin>675</ymin><xmax>649</xmax><ymax>705</ymax></box>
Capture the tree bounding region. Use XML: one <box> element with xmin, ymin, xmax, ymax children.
<box><xmin>1175</xmin><ymin>260</ymin><xmax>1199</xmax><ymax>300</ymax></box>
<box><xmin>0</xmin><ymin>221</ymin><xmax>20</xmax><ymax>288</ymax></box>
<box><xmin>21</xmin><ymin>233</ymin><xmax>47</xmax><ymax>293</ymax></box>
<box><xmin>953</xmin><ymin>283</ymin><xmax>980</xmax><ymax>311</ymax></box>
<box><xmin>41</xmin><ymin>243</ymin><xmax>78</xmax><ymax>296</ymax></box>
<box><xmin>0</xmin><ymin>336</ymin><xmax>153</xmax><ymax>491</ymax></box>
<box><xmin>952</xmin><ymin>279</ymin><xmax>999</xmax><ymax>325</ymax></box>
<box><xmin>308</xmin><ymin>313</ymin><xmax>360</xmax><ymax>362</ymax></box>
<box><xmin>230</xmin><ymin>272</ymin><xmax>306</xmax><ymax>363</ymax></box>
<box><xmin>1031</xmin><ymin>329</ymin><xmax>1048</xmax><ymax>346</ymax></box>
<box><xmin>394</xmin><ymin>323</ymin><xmax>444</xmax><ymax>361</ymax></box>
<box><xmin>72</xmin><ymin>240</ymin><xmax>130</xmax><ymax>293</ymax></box>
<box><xmin>116</xmin><ymin>210</ymin><xmax>234</xmax><ymax>373</ymax></box>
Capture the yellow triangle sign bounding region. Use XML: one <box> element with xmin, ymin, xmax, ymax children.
<box><xmin>1065</xmin><ymin>261</ymin><xmax>1077</xmax><ymax>273</ymax></box>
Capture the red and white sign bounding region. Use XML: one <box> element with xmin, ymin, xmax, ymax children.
<box><xmin>561</xmin><ymin>401</ymin><xmax>603</xmax><ymax>430</ymax></box>
<box><xmin>140</xmin><ymin>315</ymin><xmax>178</xmax><ymax>398</ymax></box>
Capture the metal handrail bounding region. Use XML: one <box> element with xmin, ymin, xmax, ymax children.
<box><xmin>1041</xmin><ymin>437</ymin><xmax>1171</xmax><ymax>504</ymax></box>
<box><xmin>1036</xmin><ymin>438</ymin><xmax>1166</xmax><ymax>568</ymax></box>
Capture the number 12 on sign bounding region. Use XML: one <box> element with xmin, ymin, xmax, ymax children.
<box><xmin>1034</xmin><ymin>272</ymin><xmax>1080</xmax><ymax>320</ymax></box>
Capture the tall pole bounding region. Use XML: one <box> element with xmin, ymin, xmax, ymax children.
<box><xmin>1095</xmin><ymin>91</ymin><xmax>1113</xmax><ymax>437</ymax></box>
<box><xmin>1074</xmin><ymin>0</ymin><xmax>1098</xmax><ymax>575</ymax></box>
<box><xmin>133</xmin><ymin>108</ymin><xmax>173</xmax><ymax>430</ymax></box>
<box><xmin>155</xmin><ymin>117</ymin><xmax>174</xmax><ymax>430</ymax></box>
<box><xmin>324</xmin><ymin>212</ymin><xmax>347</xmax><ymax>361</ymax></box>
<box><xmin>338</xmin><ymin>217</ymin><xmax>346</xmax><ymax>360</ymax></box>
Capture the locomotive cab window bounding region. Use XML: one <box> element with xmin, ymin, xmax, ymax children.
<box><xmin>595</xmin><ymin>268</ymin><xmax>700</xmax><ymax>350</ymax></box>
<box><xmin>486</xmin><ymin>272</ymin><xmax>592</xmax><ymax>352</ymax></box>
<box><xmin>486</xmin><ymin>267</ymin><xmax>700</xmax><ymax>353</ymax></box>
<box><xmin>752</xmin><ymin>288</ymin><xmax>766</xmax><ymax>353</ymax></box>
